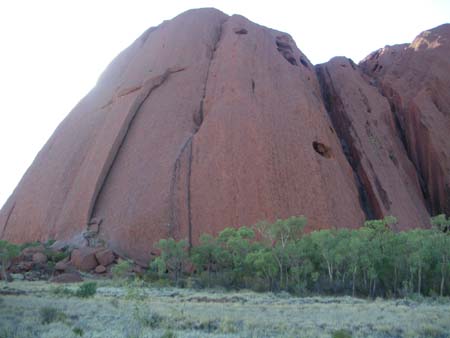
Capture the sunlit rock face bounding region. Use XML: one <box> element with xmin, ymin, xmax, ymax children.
<box><xmin>1</xmin><ymin>9</ymin><xmax>447</xmax><ymax>263</ymax></box>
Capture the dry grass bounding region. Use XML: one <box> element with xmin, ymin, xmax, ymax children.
<box><xmin>0</xmin><ymin>280</ymin><xmax>449</xmax><ymax>337</ymax></box>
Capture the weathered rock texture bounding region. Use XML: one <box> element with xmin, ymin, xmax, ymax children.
<box><xmin>360</xmin><ymin>24</ymin><xmax>450</xmax><ymax>216</ymax></box>
<box><xmin>316</xmin><ymin>58</ymin><xmax>430</xmax><ymax>229</ymax></box>
<box><xmin>0</xmin><ymin>8</ymin><xmax>448</xmax><ymax>263</ymax></box>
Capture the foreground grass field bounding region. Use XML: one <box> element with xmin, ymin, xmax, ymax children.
<box><xmin>1</xmin><ymin>280</ymin><xmax>450</xmax><ymax>338</ymax></box>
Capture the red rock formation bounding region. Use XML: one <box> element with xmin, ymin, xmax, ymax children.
<box><xmin>316</xmin><ymin>57</ymin><xmax>430</xmax><ymax>229</ymax></box>
<box><xmin>1</xmin><ymin>9</ymin><xmax>446</xmax><ymax>263</ymax></box>
<box><xmin>360</xmin><ymin>24</ymin><xmax>450</xmax><ymax>216</ymax></box>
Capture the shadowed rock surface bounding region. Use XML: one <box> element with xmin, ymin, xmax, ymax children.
<box><xmin>1</xmin><ymin>8</ymin><xmax>447</xmax><ymax>263</ymax></box>
<box><xmin>316</xmin><ymin>57</ymin><xmax>430</xmax><ymax>229</ymax></box>
<box><xmin>360</xmin><ymin>24</ymin><xmax>450</xmax><ymax>216</ymax></box>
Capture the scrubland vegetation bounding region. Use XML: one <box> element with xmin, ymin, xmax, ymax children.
<box><xmin>149</xmin><ymin>214</ymin><xmax>450</xmax><ymax>298</ymax></box>
<box><xmin>1</xmin><ymin>214</ymin><xmax>450</xmax><ymax>337</ymax></box>
<box><xmin>1</xmin><ymin>280</ymin><xmax>450</xmax><ymax>337</ymax></box>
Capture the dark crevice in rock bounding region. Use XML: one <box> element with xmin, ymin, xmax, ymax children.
<box><xmin>168</xmin><ymin>136</ymin><xmax>193</xmax><ymax>238</ymax></box>
<box><xmin>364</xmin><ymin>78</ymin><xmax>432</xmax><ymax>213</ymax></box>
<box><xmin>189</xmin><ymin>18</ymin><xmax>226</xmax><ymax>246</ymax></box>
<box><xmin>195</xmin><ymin>17</ymin><xmax>227</xmax><ymax>129</ymax></box>
<box><xmin>374</xmin><ymin>176</ymin><xmax>391</xmax><ymax>210</ymax></box>
<box><xmin>300</xmin><ymin>57</ymin><xmax>309</xmax><ymax>68</ymax></box>
<box><xmin>233</xmin><ymin>28</ymin><xmax>248</xmax><ymax>35</ymax></box>
<box><xmin>316</xmin><ymin>65</ymin><xmax>382</xmax><ymax>220</ymax></box>
<box><xmin>251</xmin><ymin>79</ymin><xmax>255</xmax><ymax>93</ymax></box>
<box><xmin>0</xmin><ymin>201</ymin><xmax>15</xmax><ymax>239</ymax></box>
<box><xmin>193</xmin><ymin>101</ymin><xmax>204</xmax><ymax>132</ymax></box>
<box><xmin>169</xmin><ymin>18</ymin><xmax>228</xmax><ymax>247</ymax></box>
<box><xmin>358</xmin><ymin>88</ymin><xmax>372</xmax><ymax>113</ymax></box>
<box><xmin>186</xmin><ymin>139</ymin><xmax>194</xmax><ymax>248</ymax></box>
<box><xmin>88</xmin><ymin>68</ymin><xmax>185</xmax><ymax>224</ymax></box>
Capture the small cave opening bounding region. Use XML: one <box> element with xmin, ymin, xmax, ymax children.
<box><xmin>300</xmin><ymin>57</ymin><xmax>309</xmax><ymax>68</ymax></box>
<box><xmin>233</xmin><ymin>28</ymin><xmax>248</xmax><ymax>35</ymax></box>
<box><xmin>284</xmin><ymin>52</ymin><xmax>298</xmax><ymax>66</ymax></box>
<box><xmin>313</xmin><ymin>141</ymin><xmax>332</xmax><ymax>158</ymax></box>
<box><xmin>276</xmin><ymin>36</ymin><xmax>298</xmax><ymax>66</ymax></box>
<box><xmin>276</xmin><ymin>40</ymin><xmax>293</xmax><ymax>51</ymax></box>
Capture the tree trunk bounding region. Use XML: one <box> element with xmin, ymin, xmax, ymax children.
<box><xmin>373</xmin><ymin>279</ymin><xmax>377</xmax><ymax>298</ymax></box>
<box><xmin>326</xmin><ymin>260</ymin><xmax>333</xmax><ymax>283</ymax></box>
<box><xmin>285</xmin><ymin>266</ymin><xmax>289</xmax><ymax>290</ymax></box>
<box><xmin>410</xmin><ymin>269</ymin><xmax>414</xmax><ymax>293</ymax></box>
<box><xmin>1</xmin><ymin>260</ymin><xmax>7</xmax><ymax>283</ymax></box>
<box><xmin>352</xmin><ymin>267</ymin><xmax>357</xmax><ymax>297</ymax></box>
<box><xmin>207</xmin><ymin>264</ymin><xmax>211</xmax><ymax>288</ymax></box>
<box><xmin>440</xmin><ymin>256</ymin><xmax>446</xmax><ymax>297</ymax></box>
<box><xmin>363</xmin><ymin>270</ymin><xmax>367</xmax><ymax>289</ymax></box>
<box><xmin>274</xmin><ymin>255</ymin><xmax>283</xmax><ymax>290</ymax></box>
<box><xmin>417</xmin><ymin>265</ymin><xmax>422</xmax><ymax>295</ymax></box>
<box><xmin>394</xmin><ymin>266</ymin><xmax>398</xmax><ymax>295</ymax></box>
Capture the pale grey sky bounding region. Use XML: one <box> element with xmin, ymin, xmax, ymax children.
<box><xmin>0</xmin><ymin>0</ymin><xmax>449</xmax><ymax>207</ymax></box>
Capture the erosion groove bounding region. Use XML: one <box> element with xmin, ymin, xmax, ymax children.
<box><xmin>0</xmin><ymin>202</ymin><xmax>15</xmax><ymax>238</ymax></box>
<box><xmin>87</xmin><ymin>68</ymin><xmax>185</xmax><ymax>223</ymax></box>
<box><xmin>369</xmin><ymin>83</ymin><xmax>432</xmax><ymax>213</ymax></box>
<box><xmin>316</xmin><ymin>65</ymin><xmax>379</xmax><ymax>219</ymax></box>
<box><xmin>168</xmin><ymin>18</ymin><xmax>228</xmax><ymax>244</ymax></box>
<box><xmin>168</xmin><ymin>136</ymin><xmax>193</xmax><ymax>236</ymax></box>
<box><xmin>186</xmin><ymin>139</ymin><xmax>194</xmax><ymax>247</ymax></box>
<box><xmin>198</xmin><ymin>17</ymin><xmax>228</xmax><ymax>123</ymax></box>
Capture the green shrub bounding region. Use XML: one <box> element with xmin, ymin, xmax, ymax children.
<box><xmin>44</xmin><ymin>239</ymin><xmax>56</xmax><ymax>248</ymax></box>
<box><xmin>0</xmin><ymin>240</ymin><xmax>20</xmax><ymax>283</ymax></box>
<box><xmin>19</xmin><ymin>241</ymin><xmax>41</xmax><ymax>251</ymax></box>
<box><xmin>72</xmin><ymin>327</ymin><xmax>84</xmax><ymax>336</ymax></box>
<box><xmin>75</xmin><ymin>282</ymin><xmax>97</xmax><ymax>298</ymax></box>
<box><xmin>123</xmin><ymin>215</ymin><xmax>450</xmax><ymax>297</ymax></box>
<box><xmin>332</xmin><ymin>329</ymin><xmax>352</xmax><ymax>338</ymax></box>
<box><xmin>153</xmin><ymin>238</ymin><xmax>189</xmax><ymax>286</ymax></box>
<box><xmin>51</xmin><ymin>285</ymin><xmax>74</xmax><ymax>297</ymax></box>
<box><xmin>46</xmin><ymin>249</ymin><xmax>70</xmax><ymax>264</ymax></box>
<box><xmin>161</xmin><ymin>330</ymin><xmax>176</xmax><ymax>338</ymax></box>
<box><xmin>111</xmin><ymin>259</ymin><xmax>132</xmax><ymax>279</ymax></box>
<box><xmin>39</xmin><ymin>306</ymin><xmax>67</xmax><ymax>324</ymax></box>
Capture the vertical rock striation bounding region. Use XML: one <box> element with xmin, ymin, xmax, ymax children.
<box><xmin>316</xmin><ymin>57</ymin><xmax>429</xmax><ymax>229</ymax></box>
<box><xmin>360</xmin><ymin>24</ymin><xmax>450</xmax><ymax>216</ymax></box>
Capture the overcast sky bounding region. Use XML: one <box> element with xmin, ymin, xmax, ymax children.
<box><xmin>0</xmin><ymin>0</ymin><xmax>449</xmax><ymax>207</ymax></box>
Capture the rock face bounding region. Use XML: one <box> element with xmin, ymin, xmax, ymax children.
<box><xmin>360</xmin><ymin>24</ymin><xmax>450</xmax><ymax>216</ymax></box>
<box><xmin>0</xmin><ymin>9</ymin><xmax>447</xmax><ymax>263</ymax></box>
<box><xmin>316</xmin><ymin>58</ymin><xmax>430</xmax><ymax>229</ymax></box>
